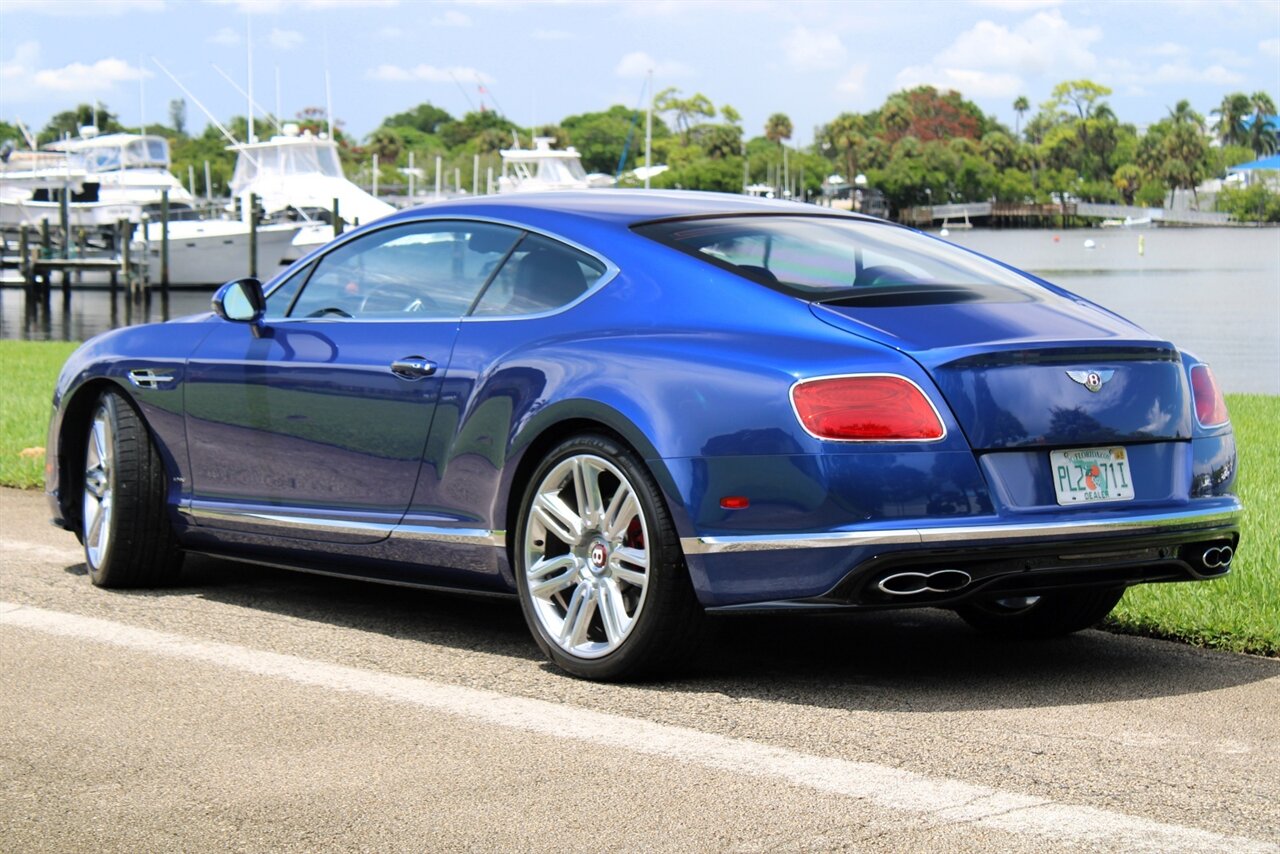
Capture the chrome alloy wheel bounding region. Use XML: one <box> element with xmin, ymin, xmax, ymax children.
<box><xmin>83</xmin><ymin>405</ymin><xmax>114</xmax><ymax>569</ymax></box>
<box><xmin>522</xmin><ymin>454</ymin><xmax>650</xmax><ymax>659</ymax></box>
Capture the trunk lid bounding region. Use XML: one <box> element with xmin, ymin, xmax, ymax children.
<box><xmin>810</xmin><ymin>296</ymin><xmax>1192</xmax><ymax>450</ymax></box>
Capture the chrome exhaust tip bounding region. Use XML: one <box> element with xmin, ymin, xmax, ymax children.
<box><xmin>1202</xmin><ymin>545</ymin><xmax>1233</xmax><ymax>570</ymax></box>
<box><xmin>876</xmin><ymin>569</ymin><xmax>973</xmax><ymax>596</ymax></box>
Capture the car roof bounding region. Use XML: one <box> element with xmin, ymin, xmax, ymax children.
<box><xmin>386</xmin><ymin>190</ymin><xmax>881</xmax><ymax>229</ymax></box>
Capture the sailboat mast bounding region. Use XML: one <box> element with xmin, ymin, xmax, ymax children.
<box><xmin>644</xmin><ymin>69</ymin><xmax>652</xmax><ymax>190</ymax></box>
<box><xmin>246</xmin><ymin>15</ymin><xmax>255</xmax><ymax>143</ymax></box>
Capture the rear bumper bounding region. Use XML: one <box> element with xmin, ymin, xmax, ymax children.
<box><xmin>684</xmin><ymin>499</ymin><xmax>1242</xmax><ymax>610</ymax></box>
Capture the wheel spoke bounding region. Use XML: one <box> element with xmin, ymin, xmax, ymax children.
<box><xmin>560</xmin><ymin>582</ymin><xmax>596</xmax><ymax>647</ymax></box>
<box><xmin>86</xmin><ymin>499</ymin><xmax>105</xmax><ymax>549</ymax></box>
<box><xmin>91</xmin><ymin>419</ymin><xmax>107</xmax><ymax>471</ymax></box>
<box><xmin>573</xmin><ymin>458</ymin><xmax>605</xmax><ymax>528</ymax></box>
<box><xmin>534</xmin><ymin>493</ymin><xmax>583</xmax><ymax>546</ymax></box>
<box><xmin>597</xmin><ymin>581</ymin><xmax>627</xmax><ymax>644</ymax></box>
<box><xmin>611</xmin><ymin>564</ymin><xmax>647</xmax><ymax>589</ymax></box>
<box><xmin>603</xmin><ymin>488</ymin><xmax>638</xmax><ymax>540</ymax></box>
<box><xmin>528</xmin><ymin>556</ymin><xmax>578</xmax><ymax>600</ymax></box>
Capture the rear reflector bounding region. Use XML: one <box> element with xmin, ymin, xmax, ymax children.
<box><xmin>791</xmin><ymin>375</ymin><xmax>945</xmax><ymax>441</ymax></box>
<box><xmin>1190</xmin><ymin>365</ymin><xmax>1229</xmax><ymax>428</ymax></box>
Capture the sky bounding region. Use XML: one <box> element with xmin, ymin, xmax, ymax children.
<box><xmin>2</xmin><ymin>0</ymin><xmax>1278</xmax><ymax>147</ymax></box>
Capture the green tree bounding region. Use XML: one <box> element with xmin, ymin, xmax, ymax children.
<box><xmin>169</xmin><ymin>98</ymin><xmax>187</xmax><ymax>136</ymax></box>
<box><xmin>561</xmin><ymin>104</ymin><xmax>668</xmax><ymax>174</ymax></box>
<box><xmin>764</xmin><ymin>112</ymin><xmax>793</xmax><ymax>143</ymax></box>
<box><xmin>1212</xmin><ymin>93</ymin><xmax>1252</xmax><ymax>147</ymax></box>
<box><xmin>1013</xmin><ymin>95</ymin><xmax>1030</xmax><ymax>139</ymax></box>
<box><xmin>653</xmin><ymin>88</ymin><xmax>714</xmax><ymax>145</ymax></box>
<box><xmin>1111</xmin><ymin>163</ymin><xmax>1144</xmax><ymax>205</ymax></box>
<box><xmin>40</xmin><ymin>103</ymin><xmax>126</xmax><ymax>143</ymax></box>
<box><xmin>1247</xmin><ymin>91</ymin><xmax>1278</xmax><ymax>156</ymax></box>
<box><xmin>381</xmin><ymin>102</ymin><xmax>454</xmax><ymax>135</ymax></box>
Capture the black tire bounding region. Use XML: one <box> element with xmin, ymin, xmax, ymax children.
<box><xmin>956</xmin><ymin>587</ymin><xmax>1125</xmax><ymax>638</ymax></box>
<box><xmin>513</xmin><ymin>434</ymin><xmax>704</xmax><ymax>681</ymax></box>
<box><xmin>79</xmin><ymin>388</ymin><xmax>183</xmax><ymax>588</ymax></box>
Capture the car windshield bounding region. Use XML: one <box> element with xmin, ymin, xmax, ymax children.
<box><xmin>634</xmin><ymin>215</ymin><xmax>1041</xmax><ymax>305</ymax></box>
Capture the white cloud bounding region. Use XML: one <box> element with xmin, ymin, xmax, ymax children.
<box><xmin>1149</xmin><ymin>62</ymin><xmax>1245</xmax><ymax>85</ymax></box>
<box><xmin>895</xmin><ymin>65</ymin><xmax>1024</xmax><ymax>98</ymax></box>
<box><xmin>935</xmin><ymin>11</ymin><xmax>1100</xmax><ymax>75</ymax></box>
<box><xmin>429</xmin><ymin>9</ymin><xmax>471</xmax><ymax>26</ymax></box>
<box><xmin>968</xmin><ymin>0</ymin><xmax>1061</xmax><ymax>9</ymax></box>
<box><xmin>33</xmin><ymin>58</ymin><xmax>150</xmax><ymax>93</ymax></box>
<box><xmin>781</xmin><ymin>26</ymin><xmax>846</xmax><ymax>71</ymax></box>
<box><xmin>614</xmin><ymin>50</ymin><xmax>692</xmax><ymax>79</ymax></box>
<box><xmin>533</xmin><ymin>28</ymin><xmax>572</xmax><ymax>40</ymax></box>
<box><xmin>2</xmin><ymin>0</ymin><xmax>164</xmax><ymax>14</ymax></box>
<box><xmin>1260</xmin><ymin>38</ymin><xmax>1280</xmax><ymax>59</ymax></box>
<box><xmin>836</xmin><ymin>62</ymin><xmax>869</xmax><ymax>96</ymax></box>
<box><xmin>207</xmin><ymin>26</ymin><xmax>241</xmax><ymax>45</ymax></box>
<box><xmin>0</xmin><ymin>41</ymin><xmax>41</xmax><ymax>84</ymax></box>
<box><xmin>1141</xmin><ymin>42</ymin><xmax>1186</xmax><ymax>58</ymax></box>
<box><xmin>365</xmin><ymin>63</ymin><xmax>493</xmax><ymax>84</ymax></box>
<box><xmin>269</xmin><ymin>28</ymin><xmax>305</xmax><ymax>50</ymax></box>
<box><xmin>208</xmin><ymin>0</ymin><xmax>397</xmax><ymax>13</ymax></box>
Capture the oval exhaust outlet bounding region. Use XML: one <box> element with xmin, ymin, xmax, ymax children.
<box><xmin>876</xmin><ymin>569</ymin><xmax>973</xmax><ymax>596</ymax></box>
<box><xmin>1201</xmin><ymin>545</ymin><xmax>1233</xmax><ymax>570</ymax></box>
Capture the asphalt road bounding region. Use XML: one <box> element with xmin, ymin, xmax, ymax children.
<box><xmin>2</xmin><ymin>487</ymin><xmax>1277</xmax><ymax>853</ymax></box>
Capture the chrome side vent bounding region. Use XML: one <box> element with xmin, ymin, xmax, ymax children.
<box><xmin>127</xmin><ymin>369</ymin><xmax>176</xmax><ymax>390</ymax></box>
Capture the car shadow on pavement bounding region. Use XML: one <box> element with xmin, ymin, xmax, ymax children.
<box><xmin>69</xmin><ymin>552</ymin><xmax>1279</xmax><ymax>713</ymax></box>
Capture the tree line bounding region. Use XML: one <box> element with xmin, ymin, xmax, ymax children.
<box><xmin>3</xmin><ymin>79</ymin><xmax>1277</xmax><ymax>221</ymax></box>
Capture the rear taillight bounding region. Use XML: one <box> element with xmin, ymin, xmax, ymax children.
<box><xmin>791</xmin><ymin>375</ymin><xmax>945</xmax><ymax>441</ymax></box>
<box><xmin>1190</xmin><ymin>365</ymin><xmax>1229</xmax><ymax>428</ymax></box>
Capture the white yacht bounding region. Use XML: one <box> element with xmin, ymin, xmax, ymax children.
<box><xmin>228</xmin><ymin>124</ymin><xmax>395</xmax><ymax>258</ymax></box>
<box><xmin>498</xmin><ymin>137</ymin><xmax>613</xmax><ymax>193</ymax></box>
<box><xmin>1</xmin><ymin>131</ymin><xmax>193</xmax><ymax>227</ymax></box>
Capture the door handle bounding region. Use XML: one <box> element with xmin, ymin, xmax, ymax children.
<box><xmin>390</xmin><ymin>357</ymin><xmax>437</xmax><ymax>380</ymax></box>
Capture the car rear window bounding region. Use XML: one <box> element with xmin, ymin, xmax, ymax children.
<box><xmin>634</xmin><ymin>215</ymin><xmax>1041</xmax><ymax>305</ymax></box>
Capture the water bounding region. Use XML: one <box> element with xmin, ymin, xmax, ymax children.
<box><xmin>3</xmin><ymin>227</ymin><xmax>1277</xmax><ymax>394</ymax></box>
<box><xmin>943</xmin><ymin>228</ymin><xmax>1279</xmax><ymax>395</ymax></box>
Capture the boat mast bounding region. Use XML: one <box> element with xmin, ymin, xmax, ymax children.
<box><xmin>246</xmin><ymin>14</ymin><xmax>255</xmax><ymax>143</ymax></box>
<box><xmin>644</xmin><ymin>68</ymin><xmax>652</xmax><ymax>190</ymax></box>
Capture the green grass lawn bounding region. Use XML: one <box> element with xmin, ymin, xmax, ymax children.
<box><xmin>0</xmin><ymin>340</ymin><xmax>78</xmax><ymax>489</ymax></box>
<box><xmin>1</xmin><ymin>340</ymin><xmax>1275</xmax><ymax>656</ymax></box>
<box><xmin>1108</xmin><ymin>393</ymin><xmax>1279</xmax><ymax>657</ymax></box>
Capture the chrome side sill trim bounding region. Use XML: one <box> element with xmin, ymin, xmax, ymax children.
<box><xmin>680</xmin><ymin>502</ymin><xmax>1242</xmax><ymax>555</ymax></box>
<box><xmin>183</xmin><ymin>505</ymin><xmax>505</xmax><ymax>547</ymax></box>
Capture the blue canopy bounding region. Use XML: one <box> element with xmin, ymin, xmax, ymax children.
<box><xmin>1228</xmin><ymin>154</ymin><xmax>1280</xmax><ymax>172</ymax></box>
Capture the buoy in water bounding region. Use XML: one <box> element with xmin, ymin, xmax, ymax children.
<box><xmin>1053</xmin><ymin>235</ymin><xmax>1060</xmax><ymax>242</ymax></box>
<box><xmin>940</xmin><ymin>228</ymin><xmax>950</xmax><ymax>237</ymax></box>
<box><xmin>1084</xmin><ymin>239</ymin><xmax>1097</xmax><ymax>249</ymax></box>
<box><xmin>1138</xmin><ymin>235</ymin><xmax>1145</xmax><ymax>256</ymax></box>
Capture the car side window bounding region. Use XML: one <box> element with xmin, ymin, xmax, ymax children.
<box><xmin>287</xmin><ymin>221</ymin><xmax>521</xmax><ymax>320</ymax></box>
<box><xmin>263</xmin><ymin>260</ymin><xmax>315</xmax><ymax>319</ymax></box>
<box><xmin>471</xmin><ymin>233</ymin><xmax>606</xmax><ymax>317</ymax></box>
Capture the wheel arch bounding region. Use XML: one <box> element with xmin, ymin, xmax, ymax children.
<box><xmin>498</xmin><ymin>403</ymin><xmax>688</xmax><ymax>574</ymax></box>
<box><xmin>54</xmin><ymin>378</ymin><xmax>145</xmax><ymax>531</ymax></box>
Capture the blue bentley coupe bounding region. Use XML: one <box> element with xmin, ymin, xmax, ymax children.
<box><xmin>46</xmin><ymin>191</ymin><xmax>1242</xmax><ymax>679</ymax></box>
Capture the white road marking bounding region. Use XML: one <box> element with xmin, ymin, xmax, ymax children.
<box><xmin>2</xmin><ymin>601</ymin><xmax>1274</xmax><ymax>854</ymax></box>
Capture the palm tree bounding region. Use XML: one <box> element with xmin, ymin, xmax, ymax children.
<box><xmin>764</xmin><ymin>113</ymin><xmax>793</xmax><ymax>144</ymax></box>
<box><xmin>1167</xmin><ymin>99</ymin><xmax>1205</xmax><ymax>132</ymax></box>
<box><xmin>1013</xmin><ymin>95</ymin><xmax>1029</xmax><ymax>139</ymax></box>
<box><xmin>1211</xmin><ymin>93</ymin><xmax>1251</xmax><ymax>147</ymax></box>
<box><xmin>1247</xmin><ymin>91</ymin><xmax>1278</xmax><ymax>156</ymax></box>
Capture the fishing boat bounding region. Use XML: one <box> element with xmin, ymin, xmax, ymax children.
<box><xmin>498</xmin><ymin>137</ymin><xmax>612</xmax><ymax>193</ymax></box>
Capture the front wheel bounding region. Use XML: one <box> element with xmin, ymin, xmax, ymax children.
<box><xmin>955</xmin><ymin>587</ymin><xmax>1125</xmax><ymax>638</ymax></box>
<box><xmin>514</xmin><ymin>434</ymin><xmax>703</xmax><ymax>680</ymax></box>
<box><xmin>80</xmin><ymin>389</ymin><xmax>183</xmax><ymax>587</ymax></box>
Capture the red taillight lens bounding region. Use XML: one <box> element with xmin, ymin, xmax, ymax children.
<box><xmin>1190</xmin><ymin>365</ymin><xmax>1229</xmax><ymax>427</ymax></box>
<box><xmin>791</xmin><ymin>375</ymin><xmax>945</xmax><ymax>441</ymax></box>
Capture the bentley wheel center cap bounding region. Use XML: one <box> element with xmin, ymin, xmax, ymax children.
<box><xmin>588</xmin><ymin>541</ymin><xmax>609</xmax><ymax>573</ymax></box>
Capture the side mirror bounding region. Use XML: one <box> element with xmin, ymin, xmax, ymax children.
<box><xmin>212</xmin><ymin>278</ymin><xmax>266</xmax><ymax>324</ymax></box>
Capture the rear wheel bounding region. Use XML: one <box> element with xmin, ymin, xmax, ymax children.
<box><xmin>956</xmin><ymin>587</ymin><xmax>1125</xmax><ymax>638</ymax></box>
<box><xmin>514</xmin><ymin>434</ymin><xmax>703</xmax><ymax>680</ymax></box>
<box><xmin>80</xmin><ymin>389</ymin><xmax>183</xmax><ymax>588</ymax></box>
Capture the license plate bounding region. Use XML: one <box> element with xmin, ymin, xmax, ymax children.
<box><xmin>1050</xmin><ymin>447</ymin><xmax>1135</xmax><ymax>505</ymax></box>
